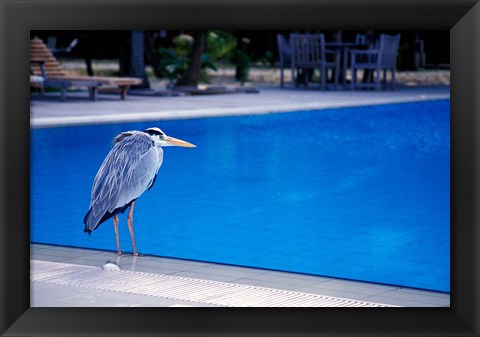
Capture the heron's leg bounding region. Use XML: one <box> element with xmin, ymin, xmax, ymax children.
<box><xmin>113</xmin><ymin>215</ymin><xmax>122</xmax><ymax>256</ymax></box>
<box><xmin>127</xmin><ymin>201</ymin><xmax>139</xmax><ymax>256</ymax></box>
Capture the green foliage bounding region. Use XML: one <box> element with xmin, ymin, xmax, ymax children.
<box><xmin>173</xmin><ymin>34</ymin><xmax>194</xmax><ymax>51</ymax></box>
<box><xmin>199</xmin><ymin>53</ymin><xmax>217</xmax><ymax>82</ymax></box>
<box><xmin>157</xmin><ymin>47</ymin><xmax>188</xmax><ymax>82</ymax></box>
<box><xmin>258</xmin><ymin>50</ymin><xmax>276</xmax><ymax>67</ymax></box>
<box><xmin>396</xmin><ymin>40</ymin><xmax>412</xmax><ymax>70</ymax></box>
<box><xmin>200</xmin><ymin>53</ymin><xmax>217</xmax><ymax>72</ymax></box>
<box><xmin>232</xmin><ymin>51</ymin><xmax>251</xmax><ymax>83</ymax></box>
<box><xmin>156</xmin><ymin>32</ymin><xmax>225</xmax><ymax>85</ymax></box>
<box><xmin>231</xmin><ymin>37</ymin><xmax>252</xmax><ymax>83</ymax></box>
<box><xmin>156</xmin><ymin>34</ymin><xmax>192</xmax><ymax>83</ymax></box>
<box><xmin>205</xmin><ymin>31</ymin><xmax>237</xmax><ymax>61</ymax></box>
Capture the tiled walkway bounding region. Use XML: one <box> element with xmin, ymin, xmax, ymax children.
<box><xmin>32</xmin><ymin>260</ymin><xmax>394</xmax><ymax>307</ymax></box>
<box><xmin>31</xmin><ymin>244</ymin><xmax>450</xmax><ymax>307</ymax></box>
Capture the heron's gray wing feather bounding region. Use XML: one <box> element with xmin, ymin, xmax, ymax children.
<box><xmin>85</xmin><ymin>133</ymin><xmax>162</xmax><ymax>230</ymax></box>
<box><xmin>110</xmin><ymin>146</ymin><xmax>162</xmax><ymax>209</ymax></box>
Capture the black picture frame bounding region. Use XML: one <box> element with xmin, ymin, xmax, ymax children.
<box><xmin>1</xmin><ymin>0</ymin><xmax>479</xmax><ymax>336</ymax></box>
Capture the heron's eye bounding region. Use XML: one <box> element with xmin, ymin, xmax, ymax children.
<box><xmin>145</xmin><ymin>128</ymin><xmax>165</xmax><ymax>137</ymax></box>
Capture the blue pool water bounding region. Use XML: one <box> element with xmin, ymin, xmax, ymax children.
<box><xmin>31</xmin><ymin>100</ymin><xmax>450</xmax><ymax>292</ymax></box>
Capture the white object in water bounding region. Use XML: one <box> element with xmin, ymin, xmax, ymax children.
<box><xmin>102</xmin><ymin>261</ymin><xmax>121</xmax><ymax>271</ymax></box>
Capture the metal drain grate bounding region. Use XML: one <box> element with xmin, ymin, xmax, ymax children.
<box><xmin>31</xmin><ymin>260</ymin><xmax>396</xmax><ymax>307</ymax></box>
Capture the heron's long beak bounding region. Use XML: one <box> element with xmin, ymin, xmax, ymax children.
<box><xmin>165</xmin><ymin>136</ymin><xmax>196</xmax><ymax>148</ymax></box>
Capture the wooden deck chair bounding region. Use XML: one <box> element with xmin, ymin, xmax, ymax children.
<box><xmin>290</xmin><ymin>33</ymin><xmax>340</xmax><ymax>90</ymax></box>
<box><xmin>30</xmin><ymin>37</ymin><xmax>142</xmax><ymax>101</ymax></box>
<box><xmin>350</xmin><ymin>34</ymin><xmax>401</xmax><ymax>90</ymax></box>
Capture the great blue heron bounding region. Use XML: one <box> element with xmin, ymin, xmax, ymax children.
<box><xmin>84</xmin><ymin>127</ymin><xmax>196</xmax><ymax>256</ymax></box>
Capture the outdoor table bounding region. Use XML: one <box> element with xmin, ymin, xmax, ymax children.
<box><xmin>325</xmin><ymin>42</ymin><xmax>369</xmax><ymax>89</ymax></box>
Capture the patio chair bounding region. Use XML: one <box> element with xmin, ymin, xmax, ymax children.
<box><xmin>290</xmin><ymin>33</ymin><xmax>340</xmax><ymax>90</ymax></box>
<box><xmin>30</xmin><ymin>37</ymin><xmax>142</xmax><ymax>101</ymax></box>
<box><xmin>277</xmin><ymin>34</ymin><xmax>292</xmax><ymax>88</ymax></box>
<box><xmin>355</xmin><ymin>34</ymin><xmax>368</xmax><ymax>44</ymax></box>
<box><xmin>350</xmin><ymin>34</ymin><xmax>401</xmax><ymax>90</ymax></box>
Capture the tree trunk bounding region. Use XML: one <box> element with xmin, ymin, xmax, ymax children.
<box><xmin>233</xmin><ymin>32</ymin><xmax>251</xmax><ymax>83</ymax></box>
<box><xmin>119</xmin><ymin>31</ymin><xmax>130</xmax><ymax>77</ymax></box>
<box><xmin>175</xmin><ymin>31</ymin><xmax>205</xmax><ymax>87</ymax></box>
<box><xmin>85</xmin><ymin>57</ymin><xmax>94</xmax><ymax>76</ymax></box>
<box><xmin>145</xmin><ymin>31</ymin><xmax>164</xmax><ymax>78</ymax></box>
<box><xmin>130</xmin><ymin>30</ymin><xmax>150</xmax><ymax>89</ymax></box>
<box><xmin>80</xmin><ymin>32</ymin><xmax>95</xmax><ymax>76</ymax></box>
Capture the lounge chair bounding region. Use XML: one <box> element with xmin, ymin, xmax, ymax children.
<box><xmin>350</xmin><ymin>34</ymin><xmax>401</xmax><ymax>90</ymax></box>
<box><xmin>290</xmin><ymin>33</ymin><xmax>340</xmax><ymax>90</ymax></box>
<box><xmin>47</xmin><ymin>37</ymin><xmax>79</xmax><ymax>56</ymax></box>
<box><xmin>30</xmin><ymin>37</ymin><xmax>142</xmax><ymax>100</ymax></box>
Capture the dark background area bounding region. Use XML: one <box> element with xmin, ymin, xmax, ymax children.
<box><xmin>30</xmin><ymin>30</ymin><xmax>449</xmax><ymax>71</ymax></box>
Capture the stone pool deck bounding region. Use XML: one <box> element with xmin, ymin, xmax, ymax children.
<box><xmin>31</xmin><ymin>244</ymin><xmax>449</xmax><ymax>307</ymax></box>
<box><xmin>30</xmin><ymin>85</ymin><xmax>449</xmax><ymax>128</ymax></box>
<box><xmin>30</xmin><ymin>85</ymin><xmax>450</xmax><ymax>307</ymax></box>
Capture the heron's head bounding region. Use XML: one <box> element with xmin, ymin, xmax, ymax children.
<box><xmin>144</xmin><ymin>127</ymin><xmax>196</xmax><ymax>148</ymax></box>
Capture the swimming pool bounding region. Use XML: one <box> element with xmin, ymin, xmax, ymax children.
<box><xmin>31</xmin><ymin>99</ymin><xmax>450</xmax><ymax>292</ymax></box>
